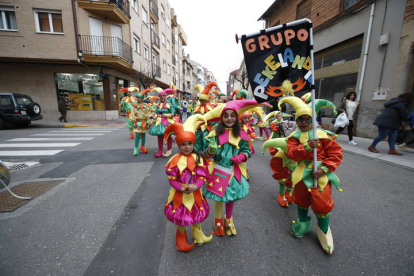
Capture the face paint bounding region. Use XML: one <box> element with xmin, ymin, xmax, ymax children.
<box><xmin>223</xmin><ymin>110</ymin><xmax>236</xmax><ymax>127</ymax></box>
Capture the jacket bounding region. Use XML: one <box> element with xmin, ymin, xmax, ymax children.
<box><xmin>373</xmin><ymin>97</ymin><xmax>408</xmax><ymax>129</ymax></box>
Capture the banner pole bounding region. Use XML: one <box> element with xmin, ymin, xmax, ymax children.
<box><xmin>308</xmin><ymin>21</ymin><xmax>318</xmax><ymax>189</ymax></box>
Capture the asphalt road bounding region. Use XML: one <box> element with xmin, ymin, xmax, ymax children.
<box><xmin>0</xmin><ymin>127</ymin><xmax>413</xmax><ymax>275</ymax></box>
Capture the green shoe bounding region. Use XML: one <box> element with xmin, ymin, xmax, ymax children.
<box><xmin>133</xmin><ymin>147</ymin><xmax>139</xmax><ymax>156</ymax></box>
<box><xmin>291</xmin><ymin>216</ymin><xmax>312</xmax><ymax>238</ymax></box>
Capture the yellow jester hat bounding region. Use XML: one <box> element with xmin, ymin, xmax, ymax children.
<box><xmin>278</xmin><ymin>96</ymin><xmax>312</xmax><ymax>120</ymax></box>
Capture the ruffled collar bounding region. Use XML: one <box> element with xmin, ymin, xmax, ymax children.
<box><xmin>165</xmin><ymin>153</ymin><xmax>209</xmax><ymax>173</ymax></box>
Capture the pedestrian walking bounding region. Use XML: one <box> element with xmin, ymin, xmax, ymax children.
<box><xmin>335</xmin><ymin>91</ymin><xmax>359</xmax><ymax>146</ymax></box>
<box><xmin>368</xmin><ymin>93</ymin><xmax>414</xmax><ymax>155</ymax></box>
<box><xmin>163</xmin><ymin>115</ymin><xmax>213</xmax><ymax>252</ymax></box>
<box><xmin>58</xmin><ymin>96</ymin><xmax>68</xmax><ymax>123</ymax></box>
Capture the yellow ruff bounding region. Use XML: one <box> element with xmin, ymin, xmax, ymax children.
<box><xmin>206</xmin><ymin>129</ymin><xmax>242</xmax><ymax>148</ymax></box>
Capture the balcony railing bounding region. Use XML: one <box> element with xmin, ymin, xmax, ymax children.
<box><xmin>150</xmin><ymin>0</ymin><xmax>159</xmax><ymax>19</ymax></box>
<box><xmin>151</xmin><ymin>31</ymin><xmax>160</xmax><ymax>48</ymax></box>
<box><xmin>172</xmin><ymin>55</ymin><xmax>176</xmax><ymax>66</ymax></box>
<box><xmin>152</xmin><ymin>64</ymin><xmax>161</xmax><ymax>77</ymax></box>
<box><xmin>79</xmin><ymin>35</ymin><xmax>133</xmax><ymax>64</ymax></box>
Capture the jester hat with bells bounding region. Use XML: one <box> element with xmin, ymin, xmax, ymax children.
<box><xmin>278</xmin><ymin>96</ymin><xmax>312</xmax><ymax>120</ymax></box>
<box><xmin>119</xmin><ymin>86</ymin><xmax>139</xmax><ymax>98</ymax></box>
<box><xmin>262</xmin><ymin>138</ymin><xmax>296</xmax><ymax>171</ymax></box>
<box><xmin>235</xmin><ymin>89</ymin><xmax>248</xmax><ymax>100</ymax></box>
<box><xmin>136</xmin><ymin>88</ymin><xmax>152</xmax><ymax>100</ymax></box>
<box><xmin>164</xmin><ymin>114</ymin><xmax>207</xmax><ymax>147</ymax></box>
<box><xmin>308</xmin><ymin>99</ymin><xmax>337</xmax><ymax>115</ymax></box>
<box><xmin>301</xmin><ymin>92</ymin><xmax>312</xmax><ymax>104</ymax></box>
<box><xmin>198</xmin><ymin>81</ymin><xmax>218</xmax><ymax>101</ymax></box>
<box><xmin>263</xmin><ymin>111</ymin><xmax>291</xmax><ymax>123</ymax></box>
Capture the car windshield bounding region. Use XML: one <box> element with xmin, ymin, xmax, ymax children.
<box><xmin>15</xmin><ymin>95</ymin><xmax>33</xmax><ymax>107</ymax></box>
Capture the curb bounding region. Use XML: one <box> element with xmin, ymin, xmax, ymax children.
<box><xmin>63</xmin><ymin>124</ymin><xmax>93</xmax><ymax>128</ymax></box>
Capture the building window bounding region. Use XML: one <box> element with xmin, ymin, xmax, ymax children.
<box><xmin>161</xmin><ymin>33</ymin><xmax>166</xmax><ymax>45</ymax></box>
<box><xmin>161</xmin><ymin>4</ymin><xmax>165</xmax><ymax>19</ymax></box>
<box><xmin>132</xmin><ymin>0</ymin><xmax>138</xmax><ymax>13</ymax></box>
<box><xmin>34</xmin><ymin>9</ymin><xmax>63</xmax><ymax>34</ymax></box>
<box><xmin>163</xmin><ymin>60</ymin><xmax>166</xmax><ymax>72</ymax></box>
<box><xmin>166</xmin><ymin>13</ymin><xmax>170</xmax><ymax>27</ymax></box>
<box><xmin>296</xmin><ymin>0</ymin><xmax>311</xmax><ymax>20</ymax></box>
<box><xmin>341</xmin><ymin>0</ymin><xmax>360</xmax><ymax>11</ymax></box>
<box><xmin>167</xmin><ymin>40</ymin><xmax>170</xmax><ymax>51</ymax></box>
<box><xmin>142</xmin><ymin>7</ymin><xmax>148</xmax><ymax>24</ymax></box>
<box><xmin>143</xmin><ymin>44</ymin><xmax>149</xmax><ymax>60</ymax></box>
<box><xmin>133</xmin><ymin>35</ymin><xmax>141</xmax><ymax>54</ymax></box>
<box><xmin>0</xmin><ymin>6</ymin><xmax>18</xmax><ymax>31</ymax></box>
<box><xmin>168</xmin><ymin>64</ymin><xmax>171</xmax><ymax>75</ymax></box>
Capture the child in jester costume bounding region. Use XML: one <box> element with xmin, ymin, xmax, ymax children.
<box><xmin>201</xmin><ymin>99</ymin><xmax>270</xmax><ymax>237</ymax></box>
<box><xmin>279</xmin><ymin>96</ymin><xmax>343</xmax><ymax>254</ymax></box>
<box><xmin>264</xmin><ymin>111</ymin><xmax>291</xmax><ymax>140</ymax></box>
<box><xmin>252</xmin><ymin>106</ymin><xmax>270</xmax><ymax>140</ymax></box>
<box><xmin>240</xmin><ymin>111</ymin><xmax>262</xmax><ymax>155</ymax></box>
<box><xmin>163</xmin><ymin>114</ymin><xmax>213</xmax><ymax>252</ymax></box>
<box><xmin>193</xmin><ymin>82</ymin><xmax>218</xmax><ymax>152</ymax></box>
<box><xmin>262</xmin><ymin>138</ymin><xmax>296</xmax><ymax>208</ymax></box>
<box><xmin>129</xmin><ymin>88</ymin><xmax>152</xmax><ymax>156</ymax></box>
<box><xmin>149</xmin><ymin>89</ymin><xmax>176</xmax><ymax>158</ymax></box>
<box><xmin>119</xmin><ymin>87</ymin><xmax>138</xmax><ymax>139</ymax></box>
<box><xmin>166</xmin><ymin>84</ymin><xmax>181</xmax><ymax>122</ymax></box>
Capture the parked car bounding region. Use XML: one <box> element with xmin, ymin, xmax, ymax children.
<box><xmin>0</xmin><ymin>92</ymin><xmax>43</xmax><ymax>129</ymax></box>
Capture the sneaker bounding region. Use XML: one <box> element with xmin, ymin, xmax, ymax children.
<box><xmin>348</xmin><ymin>140</ymin><xmax>358</xmax><ymax>146</ymax></box>
<box><xmin>397</xmin><ymin>143</ymin><xmax>407</xmax><ymax>151</ymax></box>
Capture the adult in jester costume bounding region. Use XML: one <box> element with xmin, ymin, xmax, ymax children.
<box><xmin>193</xmin><ymin>82</ymin><xmax>218</xmax><ymax>152</ymax></box>
<box><xmin>129</xmin><ymin>88</ymin><xmax>152</xmax><ymax>156</ymax></box>
<box><xmin>263</xmin><ymin>137</ymin><xmax>296</xmax><ymax>208</ymax></box>
<box><xmin>166</xmin><ymin>84</ymin><xmax>181</xmax><ymax>122</ymax></box>
<box><xmin>119</xmin><ymin>87</ymin><xmax>138</xmax><ymax>139</ymax></box>
<box><xmin>201</xmin><ymin>99</ymin><xmax>270</xmax><ymax>237</ymax></box>
<box><xmin>279</xmin><ymin>96</ymin><xmax>343</xmax><ymax>254</ymax></box>
<box><xmin>149</xmin><ymin>89</ymin><xmax>175</xmax><ymax>158</ymax></box>
<box><xmin>163</xmin><ymin>114</ymin><xmax>213</xmax><ymax>252</ymax></box>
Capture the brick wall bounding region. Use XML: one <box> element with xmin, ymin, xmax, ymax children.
<box><xmin>405</xmin><ymin>0</ymin><xmax>414</xmax><ymax>22</ymax></box>
<box><xmin>0</xmin><ymin>0</ymin><xmax>77</xmax><ymax>60</ymax></box>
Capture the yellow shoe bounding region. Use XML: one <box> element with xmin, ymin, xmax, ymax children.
<box><xmin>225</xmin><ymin>216</ymin><xmax>237</xmax><ymax>236</ymax></box>
<box><xmin>191</xmin><ymin>225</ymin><xmax>213</xmax><ymax>246</ymax></box>
<box><xmin>162</xmin><ymin>150</ymin><xmax>172</xmax><ymax>157</ymax></box>
<box><xmin>317</xmin><ymin>226</ymin><xmax>334</xmax><ymax>254</ymax></box>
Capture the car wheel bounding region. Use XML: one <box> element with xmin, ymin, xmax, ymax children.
<box><xmin>0</xmin><ymin>117</ymin><xmax>4</xmax><ymax>130</ymax></box>
<box><xmin>27</xmin><ymin>102</ymin><xmax>41</xmax><ymax>116</ymax></box>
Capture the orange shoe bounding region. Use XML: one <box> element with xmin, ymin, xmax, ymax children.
<box><xmin>140</xmin><ymin>146</ymin><xmax>148</xmax><ymax>154</ymax></box>
<box><xmin>176</xmin><ymin>229</ymin><xmax>194</xmax><ymax>252</ymax></box>
<box><xmin>285</xmin><ymin>190</ymin><xmax>293</xmax><ymax>204</ymax></box>
<box><xmin>388</xmin><ymin>149</ymin><xmax>403</xmax><ymax>155</ymax></box>
<box><xmin>130</xmin><ymin>133</ymin><xmax>134</xmax><ymax>139</ymax></box>
<box><xmin>368</xmin><ymin>145</ymin><xmax>379</xmax><ymax>153</ymax></box>
<box><xmin>214</xmin><ymin>218</ymin><xmax>225</xmax><ymax>236</ymax></box>
<box><xmin>277</xmin><ymin>194</ymin><xmax>288</xmax><ymax>208</ymax></box>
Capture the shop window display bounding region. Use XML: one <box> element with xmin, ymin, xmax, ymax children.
<box><xmin>56</xmin><ymin>73</ymin><xmax>104</xmax><ymax>111</ymax></box>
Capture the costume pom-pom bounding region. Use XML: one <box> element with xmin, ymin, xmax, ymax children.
<box><xmin>339</xmin><ymin>188</ymin><xmax>343</xmax><ymax>192</ymax></box>
<box><xmin>237</xmin><ymin>147</ymin><xmax>240</xmax><ymax>150</ymax></box>
<box><xmin>308</xmin><ymin>188</ymin><xmax>311</xmax><ymax>192</ymax></box>
<box><xmin>320</xmin><ymin>188</ymin><xmax>323</xmax><ymax>192</ymax></box>
<box><xmin>168</xmin><ymin>168</ymin><xmax>172</xmax><ymax>171</ymax></box>
<box><xmin>292</xmin><ymin>220</ymin><xmax>296</xmax><ymax>224</ymax></box>
<box><xmin>172</xmin><ymin>210</ymin><xmax>176</xmax><ymax>213</ymax></box>
<box><xmin>200</xmin><ymin>207</ymin><xmax>203</xmax><ymax>210</ymax></box>
<box><xmin>192</xmin><ymin>172</ymin><xmax>195</xmax><ymax>175</ymax></box>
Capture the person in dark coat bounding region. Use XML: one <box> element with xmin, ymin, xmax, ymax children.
<box><xmin>58</xmin><ymin>96</ymin><xmax>68</xmax><ymax>123</ymax></box>
<box><xmin>368</xmin><ymin>93</ymin><xmax>413</xmax><ymax>155</ymax></box>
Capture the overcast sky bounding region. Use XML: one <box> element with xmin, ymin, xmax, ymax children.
<box><xmin>168</xmin><ymin>0</ymin><xmax>275</xmax><ymax>92</ymax></box>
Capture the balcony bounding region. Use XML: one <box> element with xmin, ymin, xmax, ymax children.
<box><xmin>171</xmin><ymin>33</ymin><xmax>176</xmax><ymax>44</ymax></box>
<box><xmin>150</xmin><ymin>0</ymin><xmax>159</xmax><ymax>21</ymax></box>
<box><xmin>178</xmin><ymin>25</ymin><xmax>187</xmax><ymax>46</ymax></box>
<box><xmin>78</xmin><ymin>0</ymin><xmax>130</xmax><ymax>24</ymax></box>
<box><xmin>151</xmin><ymin>31</ymin><xmax>160</xmax><ymax>49</ymax></box>
<box><xmin>172</xmin><ymin>55</ymin><xmax>176</xmax><ymax>66</ymax></box>
<box><xmin>152</xmin><ymin>64</ymin><xmax>161</xmax><ymax>78</ymax></box>
<box><xmin>79</xmin><ymin>35</ymin><xmax>133</xmax><ymax>71</ymax></box>
<box><xmin>170</xmin><ymin>8</ymin><xmax>178</xmax><ymax>27</ymax></box>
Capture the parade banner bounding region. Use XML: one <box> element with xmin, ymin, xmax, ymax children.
<box><xmin>241</xmin><ymin>21</ymin><xmax>312</xmax><ymax>103</ymax></box>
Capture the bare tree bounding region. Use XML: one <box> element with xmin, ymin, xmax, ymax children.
<box><xmin>234</xmin><ymin>64</ymin><xmax>250</xmax><ymax>90</ymax></box>
<box><xmin>134</xmin><ymin>61</ymin><xmax>161</xmax><ymax>90</ymax></box>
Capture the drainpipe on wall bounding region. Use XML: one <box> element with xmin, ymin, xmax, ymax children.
<box><xmin>357</xmin><ymin>2</ymin><xmax>375</xmax><ymax>101</ymax></box>
<box><xmin>72</xmin><ymin>0</ymin><xmax>88</xmax><ymax>67</ymax></box>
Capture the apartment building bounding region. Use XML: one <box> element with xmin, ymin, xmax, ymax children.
<box><xmin>256</xmin><ymin>0</ymin><xmax>413</xmax><ymax>138</ymax></box>
<box><xmin>0</xmin><ymin>0</ymin><xmax>192</xmax><ymax>121</ymax></box>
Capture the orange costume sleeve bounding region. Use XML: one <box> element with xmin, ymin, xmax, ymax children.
<box><xmin>287</xmin><ymin>136</ymin><xmax>342</xmax><ymax>172</ymax></box>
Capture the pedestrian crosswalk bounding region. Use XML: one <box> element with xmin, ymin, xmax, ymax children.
<box><xmin>0</xmin><ymin>128</ymin><xmax>121</xmax><ymax>157</ymax></box>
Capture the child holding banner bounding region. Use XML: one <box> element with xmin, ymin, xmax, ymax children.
<box><xmin>278</xmin><ymin>97</ymin><xmax>343</xmax><ymax>254</ymax></box>
<box><xmin>163</xmin><ymin>114</ymin><xmax>213</xmax><ymax>252</ymax></box>
<box><xmin>201</xmin><ymin>100</ymin><xmax>270</xmax><ymax>236</ymax></box>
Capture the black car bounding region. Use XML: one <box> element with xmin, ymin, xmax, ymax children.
<box><xmin>0</xmin><ymin>92</ymin><xmax>43</xmax><ymax>129</ymax></box>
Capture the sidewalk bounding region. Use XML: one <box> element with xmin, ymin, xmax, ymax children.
<box><xmin>336</xmin><ymin>134</ymin><xmax>414</xmax><ymax>171</ymax></box>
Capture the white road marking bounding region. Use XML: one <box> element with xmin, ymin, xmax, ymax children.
<box><xmin>31</xmin><ymin>134</ymin><xmax>104</xmax><ymax>136</ymax></box>
<box><xmin>0</xmin><ymin>143</ymin><xmax>80</xmax><ymax>147</ymax></box>
<box><xmin>50</xmin><ymin>131</ymin><xmax>112</xmax><ymax>133</ymax></box>
<box><xmin>0</xmin><ymin>150</ymin><xmax>63</xmax><ymax>156</ymax></box>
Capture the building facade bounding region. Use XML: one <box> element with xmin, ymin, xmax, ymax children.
<box><xmin>0</xmin><ymin>0</ymin><xmax>211</xmax><ymax>121</ymax></box>
<box><xmin>258</xmin><ymin>0</ymin><xmax>414</xmax><ymax>138</ymax></box>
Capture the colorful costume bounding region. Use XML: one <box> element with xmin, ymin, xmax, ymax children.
<box><xmin>163</xmin><ymin>115</ymin><xmax>213</xmax><ymax>252</ymax></box>
<box><xmin>279</xmin><ymin>97</ymin><xmax>343</xmax><ymax>254</ymax></box>
<box><xmin>201</xmin><ymin>99</ymin><xmax>270</xmax><ymax>236</ymax></box>
<box><xmin>252</xmin><ymin>106</ymin><xmax>270</xmax><ymax>140</ymax></box>
<box><xmin>149</xmin><ymin>89</ymin><xmax>175</xmax><ymax>157</ymax></box>
<box><xmin>193</xmin><ymin>82</ymin><xmax>218</xmax><ymax>152</ymax></box>
<box><xmin>130</xmin><ymin>88</ymin><xmax>152</xmax><ymax>156</ymax></box>
<box><xmin>119</xmin><ymin>87</ymin><xmax>138</xmax><ymax>139</ymax></box>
